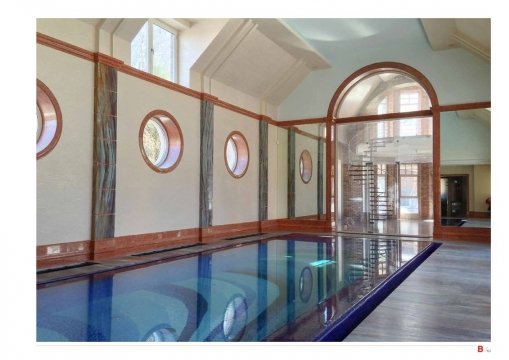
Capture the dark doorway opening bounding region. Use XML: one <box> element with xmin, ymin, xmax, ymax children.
<box><xmin>440</xmin><ymin>175</ymin><xmax>469</xmax><ymax>219</ymax></box>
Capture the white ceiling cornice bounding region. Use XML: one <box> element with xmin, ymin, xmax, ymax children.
<box><xmin>420</xmin><ymin>18</ymin><xmax>490</xmax><ymax>62</ymax></box>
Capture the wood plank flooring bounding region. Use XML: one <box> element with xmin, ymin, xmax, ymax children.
<box><xmin>344</xmin><ymin>239</ymin><xmax>491</xmax><ymax>342</ymax></box>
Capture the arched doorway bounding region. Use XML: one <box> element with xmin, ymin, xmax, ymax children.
<box><xmin>328</xmin><ymin>62</ymin><xmax>439</xmax><ymax>237</ymax></box>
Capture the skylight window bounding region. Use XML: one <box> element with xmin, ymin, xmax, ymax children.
<box><xmin>131</xmin><ymin>20</ymin><xmax>177</xmax><ymax>82</ymax></box>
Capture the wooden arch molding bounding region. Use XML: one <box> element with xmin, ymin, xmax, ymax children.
<box><xmin>323</xmin><ymin>62</ymin><xmax>440</xmax><ymax>227</ymax></box>
<box><xmin>327</xmin><ymin>61</ymin><xmax>439</xmax><ymax>119</ymax></box>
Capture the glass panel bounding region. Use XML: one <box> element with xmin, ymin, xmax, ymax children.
<box><xmin>131</xmin><ymin>22</ymin><xmax>149</xmax><ymax>72</ymax></box>
<box><xmin>152</xmin><ymin>24</ymin><xmax>175</xmax><ymax>81</ymax></box>
<box><xmin>400</xmin><ymin>198</ymin><xmax>418</xmax><ymax>214</ymax></box>
<box><xmin>440</xmin><ymin>108</ymin><xmax>491</xmax><ymax>228</ymax></box>
<box><xmin>37</xmin><ymin>105</ymin><xmax>43</xmax><ymax>140</ymax></box>
<box><xmin>399</xmin><ymin>91</ymin><xmax>420</xmax><ymax>112</ymax></box>
<box><xmin>377</xmin><ymin>97</ymin><xmax>387</xmax><ymax>115</ymax></box>
<box><xmin>336</xmin><ymin>72</ymin><xmax>430</xmax><ymax>118</ymax></box>
<box><xmin>294</xmin><ymin>124</ymin><xmax>320</xmax><ymax>218</ymax></box>
<box><xmin>143</xmin><ymin>118</ymin><xmax>168</xmax><ymax>166</ymax></box>
<box><xmin>400</xmin><ymin>177</ymin><xmax>417</xmax><ymax>196</ymax></box>
<box><xmin>399</xmin><ymin>118</ymin><xmax>418</xmax><ymax>136</ymax></box>
<box><xmin>226</xmin><ymin>138</ymin><xmax>238</xmax><ymax>172</ymax></box>
<box><xmin>377</xmin><ymin>176</ymin><xmax>386</xmax><ymax>192</ymax></box>
<box><xmin>335</xmin><ymin>118</ymin><xmax>432</xmax><ymax>236</ymax></box>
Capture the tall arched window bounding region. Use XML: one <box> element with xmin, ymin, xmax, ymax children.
<box><xmin>329</xmin><ymin>62</ymin><xmax>438</xmax><ymax>236</ymax></box>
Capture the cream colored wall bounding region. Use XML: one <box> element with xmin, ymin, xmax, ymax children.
<box><xmin>112</xmin><ymin>35</ymin><xmax>130</xmax><ymax>64</ymax></box>
<box><xmin>37</xmin><ymin>19</ymin><xmax>96</xmax><ymax>52</ymax></box>
<box><xmin>115</xmin><ymin>73</ymin><xmax>201</xmax><ymax>235</ymax></box>
<box><xmin>295</xmin><ymin>133</ymin><xmax>318</xmax><ymax>217</ymax></box>
<box><xmin>276</xmin><ymin>127</ymin><xmax>288</xmax><ymax>218</ymax></box>
<box><xmin>37</xmin><ymin>20</ymin><xmax>326</xmax><ymax>250</ymax></box>
<box><xmin>179</xmin><ymin>19</ymin><xmax>228</xmax><ymax>88</ymax></box>
<box><xmin>211</xmin><ymin>79</ymin><xmax>262</xmax><ymax>115</ymax></box>
<box><xmin>440</xmin><ymin>111</ymin><xmax>491</xmax><ymax>165</ymax></box>
<box><xmin>473</xmin><ymin>165</ymin><xmax>491</xmax><ymax>212</ymax></box>
<box><xmin>213</xmin><ymin>107</ymin><xmax>259</xmax><ymax>225</ymax></box>
<box><xmin>36</xmin><ymin>45</ymin><xmax>94</xmax><ymax>245</ymax></box>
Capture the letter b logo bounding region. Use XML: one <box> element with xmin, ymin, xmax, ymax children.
<box><xmin>478</xmin><ymin>345</ymin><xmax>483</xmax><ymax>352</ymax></box>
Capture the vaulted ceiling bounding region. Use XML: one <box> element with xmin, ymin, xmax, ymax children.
<box><xmin>191</xmin><ymin>19</ymin><xmax>330</xmax><ymax>105</ymax></box>
<box><xmin>420</xmin><ymin>18</ymin><xmax>490</xmax><ymax>61</ymax></box>
<box><xmin>78</xmin><ymin>18</ymin><xmax>490</xmax><ymax>108</ymax></box>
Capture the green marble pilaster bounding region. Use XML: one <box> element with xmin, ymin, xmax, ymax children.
<box><xmin>288</xmin><ymin>128</ymin><xmax>296</xmax><ymax>218</ymax></box>
<box><xmin>318</xmin><ymin>138</ymin><xmax>324</xmax><ymax>216</ymax></box>
<box><xmin>200</xmin><ymin>99</ymin><xmax>214</xmax><ymax>228</ymax></box>
<box><xmin>259</xmin><ymin>121</ymin><xmax>268</xmax><ymax>221</ymax></box>
<box><xmin>92</xmin><ymin>63</ymin><xmax>117</xmax><ymax>241</ymax></box>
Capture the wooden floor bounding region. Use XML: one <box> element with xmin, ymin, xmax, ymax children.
<box><xmin>344</xmin><ymin>239</ymin><xmax>491</xmax><ymax>342</ymax></box>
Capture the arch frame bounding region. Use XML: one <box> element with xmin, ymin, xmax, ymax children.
<box><xmin>325</xmin><ymin>62</ymin><xmax>441</xmax><ymax>232</ymax></box>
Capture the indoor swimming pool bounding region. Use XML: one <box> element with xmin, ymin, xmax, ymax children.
<box><xmin>36</xmin><ymin>234</ymin><xmax>440</xmax><ymax>342</ymax></box>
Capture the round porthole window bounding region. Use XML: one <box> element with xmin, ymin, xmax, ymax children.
<box><xmin>299</xmin><ymin>267</ymin><xmax>313</xmax><ymax>303</ymax></box>
<box><xmin>222</xmin><ymin>295</ymin><xmax>248</xmax><ymax>341</ymax></box>
<box><xmin>225</xmin><ymin>131</ymin><xmax>249</xmax><ymax>178</ymax></box>
<box><xmin>139</xmin><ymin>110</ymin><xmax>183</xmax><ymax>173</ymax></box>
<box><xmin>144</xmin><ymin>326</ymin><xmax>177</xmax><ymax>342</ymax></box>
<box><xmin>299</xmin><ymin>150</ymin><xmax>312</xmax><ymax>183</ymax></box>
<box><xmin>36</xmin><ymin>80</ymin><xmax>62</xmax><ymax>159</ymax></box>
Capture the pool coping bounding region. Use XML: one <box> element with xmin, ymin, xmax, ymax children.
<box><xmin>313</xmin><ymin>240</ymin><xmax>442</xmax><ymax>341</ymax></box>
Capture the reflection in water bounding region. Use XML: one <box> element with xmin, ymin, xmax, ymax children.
<box><xmin>318</xmin><ymin>300</ymin><xmax>336</xmax><ymax>326</ymax></box>
<box><xmin>222</xmin><ymin>295</ymin><xmax>248</xmax><ymax>341</ymax></box>
<box><xmin>37</xmin><ymin>236</ymin><xmax>432</xmax><ymax>342</ymax></box>
<box><xmin>299</xmin><ymin>267</ymin><xmax>313</xmax><ymax>303</ymax></box>
<box><xmin>144</xmin><ymin>327</ymin><xmax>177</xmax><ymax>342</ymax></box>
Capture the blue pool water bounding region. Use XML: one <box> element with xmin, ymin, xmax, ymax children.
<box><xmin>37</xmin><ymin>234</ymin><xmax>439</xmax><ymax>342</ymax></box>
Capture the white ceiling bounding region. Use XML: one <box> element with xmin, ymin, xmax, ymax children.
<box><xmin>456</xmin><ymin>108</ymin><xmax>491</xmax><ymax>127</ymax></box>
<box><xmin>212</xmin><ymin>29</ymin><xmax>297</xmax><ymax>98</ymax></box>
<box><xmin>191</xmin><ymin>19</ymin><xmax>330</xmax><ymax>106</ymax></box>
<box><xmin>78</xmin><ymin>18</ymin><xmax>490</xmax><ymax>108</ymax></box>
<box><xmin>420</xmin><ymin>18</ymin><xmax>490</xmax><ymax>61</ymax></box>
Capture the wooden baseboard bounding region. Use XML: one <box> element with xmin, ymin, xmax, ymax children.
<box><xmin>37</xmin><ymin>218</ymin><xmax>335</xmax><ymax>269</ymax></box>
<box><xmin>93</xmin><ymin>227</ymin><xmax>200</xmax><ymax>260</ymax></box>
<box><xmin>37</xmin><ymin>240</ymin><xmax>92</xmax><ymax>269</ymax></box>
<box><xmin>468</xmin><ymin>211</ymin><xmax>490</xmax><ymax>219</ymax></box>
<box><xmin>433</xmin><ymin>226</ymin><xmax>491</xmax><ymax>242</ymax></box>
<box><xmin>200</xmin><ymin>221</ymin><xmax>261</xmax><ymax>243</ymax></box>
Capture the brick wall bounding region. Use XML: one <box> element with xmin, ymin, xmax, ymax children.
<box><xmin>419</xmin><ymin>163</ymin><xmax>433</xmax><ymax>219</ymax></box>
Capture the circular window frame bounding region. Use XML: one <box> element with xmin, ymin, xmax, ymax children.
<box><xmin>36</xmin><ymin>79</ymin><xmax>63</xmax><ymax>159</ymax></box>
<box><xmin>139</xmin><ymin>110</ymin><xmax>184</xmax><ymax>173</ymax></box>
<box><xmin>224</xmin><ymin>131</ymin><xmax>249</xmax><ymax>178</ymax></box>
<box><xmin>299</xmin><ymin>150</ymin><xmax>313</xmax><ymax>184</ymax></box>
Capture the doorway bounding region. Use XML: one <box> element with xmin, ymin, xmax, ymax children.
<box><xmin>440</xmin><ymin>175</ymin><xmax>469</xmax><ymax>221</ymax></box>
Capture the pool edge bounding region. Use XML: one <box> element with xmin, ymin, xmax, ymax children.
<box><xmin>314</xmin><ymin>241</ymin><xmax>442</xmax><ymax>342</ymax></box>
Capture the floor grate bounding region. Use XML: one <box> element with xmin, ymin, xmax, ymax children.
<box><xmin>37</xmin><ymin>261</ymin><xmax>97</xmax><ymax>274</ymax></box>
<box><xmin>225</xmin><ymin>233</ymin><xmax>266</xmax><ymax>240</ymax></box>
<box><xmin>131</xmin><ymin>243</ymin><xmax>200</xmax><ymax>256</ymax></box>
